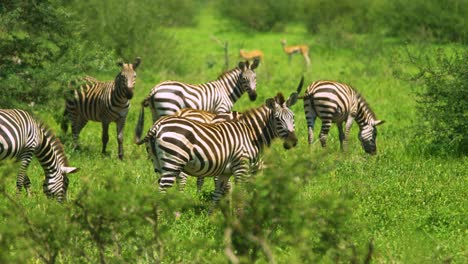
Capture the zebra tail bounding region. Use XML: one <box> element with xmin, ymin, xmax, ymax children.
<box><xmin>134</xmin><ymin>101</ymin><xmax>147</xmax><ymax>144</ymax></box>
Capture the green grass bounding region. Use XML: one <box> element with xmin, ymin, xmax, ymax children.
<box><xmin>1</xmin><ymin>8</ymin><xmax>467</xmax><ymax>264</ymax></box>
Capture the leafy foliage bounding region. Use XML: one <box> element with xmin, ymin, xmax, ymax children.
<box><xmin>406</xmin><ymin>48</ymin><xmax>467</xmax><ymax>156</ymax></box>
<box><xmin>0</xmin><ymin>0</ymin><xmax>114</xmax><ymax>110</ymax></box>
<box><xmin>217</xmin><ymin>0</ymin><xmax>300</xmax><ymax>32</ymax></box>
<box><xmin>69</xmin><ymin>0</ymin><xmax>200</xmax><ymax>75</ymax></box>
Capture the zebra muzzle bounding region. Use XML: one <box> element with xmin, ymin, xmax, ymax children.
<box><xmin>283</xmin><ymin>132</ymin><xmax>298</xmax><ymax>150</ymax></box>
<box><xmin>248</xmin><ymin>91</ymin><xmax>257</xmax><ymax>101</ymax></box>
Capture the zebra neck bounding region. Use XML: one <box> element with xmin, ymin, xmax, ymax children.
<box><xmin>241</xmin><ymin>106</ymin><xmax>275</xmax><ymax>148</ymax></box>
<box><xmin>35</xmin><ymin>129</ymin><xmax>63</xmax><ymax>176</ymax></box>
<box><xmin>112</xmin><ymin>79</ymin><xmax>130</xmax><ymax>105</ymax></box>
<box><xmin>355</xmin><ymin>96</ymin><xmax>376</xmax><ymax>129</ymax></box>
<box><xmin>215</xmin><ymin>68</ymin><xmax>244</xmax><ymax>103</ymax></box>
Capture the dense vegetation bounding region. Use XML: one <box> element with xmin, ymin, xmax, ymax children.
<box><xmin>0</xmin><ymin>0</ymin><xmax>466</xmax><ymax>263</ymax></box>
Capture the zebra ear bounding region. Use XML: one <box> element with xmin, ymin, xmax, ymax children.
<box><xmin>133</xmin><ymin>57</ymin><xmax>141</xmax><ymax>69</ymax></box>
<box><xmin>63</xmin><ymin>166</ymin><xmax>79</xmax><ymax>174</ymax></box>
<box><xmin>266</xmin><ymin>98</ymin><xmax>276</xmax><ymax>109</ymax></box>
<box><xmin>251</xmin><ymin>57</ymin><xmax>260</xmax><ymax>69</ymax></box>
<box><xmin>238</xmin><ymin>61</ymin><xmax>246</xmax><ymax>70</ymax></box>
<box><xmin>374</xmin><ymin>120</ymin><xmax>385</xmax><ymax>126</ymax></box>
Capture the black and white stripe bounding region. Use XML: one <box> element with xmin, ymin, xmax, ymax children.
<box><xmin>169</xmin><ymin>108</ymin><xmax>243</xmax><ymax>193</ymax></box>
<box><xmin>62</xmin><ymin>58</ymin><xmax>141</xmax><ymax>159</ymax></box>
<box><xmin>137</xmin><ymin>78</ymin><xmax>303</xmax><ymax>203</ymax></box>
<box><xmin>301</xmin><ymin>80</ymin><xmax>384</xmax><ymax>154</ymax></box>
<box><xmin>0</xmin><ymin>109</ymin><xmax>79</xmax><ymax>201</ymax></box>
<box><xmin>134</xmin><ymin>59</ymin><xmax>259</xmax><ymax>142</ymax></box>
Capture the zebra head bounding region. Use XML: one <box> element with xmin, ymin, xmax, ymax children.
<box><xmin>238</xmin><ymin>58</ymin><xmax>260</xmax><ymax>101</ymax></box>
<box><xmin>358</xmin><ymin>119</ymin><xmax>385</xmax><ymax>155</ymax></box>
<box><xmin>267</xmin><ymin>77</ymin><xmax>303</xmax><ymax>149</ymax></box>
<box><xmin>43</xmin><ymin>166</ymin><xmax>79</xmax><ymax>202</ymax></box>
<box><xmin>116</xmin><ymin>57</ymin><xmax>141</xmax><ymax>99</ymax></box>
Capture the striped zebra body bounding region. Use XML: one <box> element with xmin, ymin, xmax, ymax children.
<box><xmin>134</xmin><ymin>59</ymin><xmax>259</xmax><ymax>142</ymax></box>
<box><xmin>62</xmin><ymin>58</ymin><xmax>141</xmax><ymax>159</ymax></box>
<box><xmin>302</xmin><ymin>80</ymin><xmax>384</xmax><ymax>154</ymax></box>
<box><xmin>170</xmin><ymin>108</ymin><xmax>244</xmax><ymax>193</ymax></box>
<box><xmin>137</xmin><ymin>78</ymin><xmax>303</xmax><ymax>204</ymax></box>
<box><xmin>0</xmin><ymin>109</ymin><xmax>79</xmax><ymax>201</ymax></box>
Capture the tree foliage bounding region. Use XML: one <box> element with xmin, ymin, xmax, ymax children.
<box><xmin>0</xmin><ymin>0</ymin><xmax>114</xmax><ymax>110</ymax></box>
<box><xmin>410</xmin><ymin>49</ymin><xmax>468</xmax><ymax>156</ymax></box>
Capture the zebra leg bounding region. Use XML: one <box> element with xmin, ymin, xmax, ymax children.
<box><xmin>177</xmin><ymin>172</ymin><xmax>189</xmax><ymax>192</ymax></box>
<box><xmin>304</xmin><ymin>98</ymin><xmax>317</xmax><ymax>144</ymax></box>
<box><xmin>319</xmin><ymin>121</ymin><xmax>333</xmax><ymax>148</ymax></box>
<box><xmin>71</xmin><ymin>117</ymin><xmax>88</xmax><ymax>150</ymax></box>
<box><xmin>344</xmin><ymin>115</ymin><xmax>355</xmax><ymax>151</ymax></box>
<box><xmin>16</xmin><ymin>153</ymin><xmax>33</xmax><ymax>196</ymax></box>
<box><xmin>158</xmin><ymin>172</ymin><xmax>179</xmax><ymax>193</ymax></box>
<box><xmin>116</xmin><ymin>117</ymin><xmax>126</xmax><ymax>160</ymax></box>
<box><xmin>197</xmin><ymin>177</ymin><xmax>205</xmax><ymax>193</ymax></box>
<box><xmin>337</xmin><ymin>122</ymin><xmax>346</xmax><ymax>151</ymax></box>
<box><xmin>101</xmin><ymin>122</ymin><xmax>109</xmax><ymax>155</ymax></box>
<box><xmin>212</xmin><ymin>175</ymin><xmax>230</xmax><ymax>204</ymax></box>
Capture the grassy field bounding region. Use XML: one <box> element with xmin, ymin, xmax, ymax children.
<box><xmin>1</xmin><ymin>6</ymin><xmax>466</xmax><ymax>264</ymax></box>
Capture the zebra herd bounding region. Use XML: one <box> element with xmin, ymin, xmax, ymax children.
<box><xmin>0</xmin><ymin>57</ymin><xmax>384</xmax><ymax>203</ymax></box>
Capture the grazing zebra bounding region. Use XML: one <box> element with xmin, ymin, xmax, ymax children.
<box><xmin>136</xmin><ymin>77</ymin><xmax>303</xmax><ymax>204</ymax></box>
<box><xmin>62</xmin><ymin>57</ymin><xmax>141</xmax><ymax>160</ymax></box>
<box><xmin>0</xmin><ymin>109</ymin><xmax>79</xmax><ymax>201</ymax></box>
<box><xmin>134</xmin><ymin>59</ymin><xmax>259</xmax><ymax>143</ymax></box>
<box><xmin>301</xmin><ymin>80</ymin><xmax>384</xmax><ymax>154</ymax></box>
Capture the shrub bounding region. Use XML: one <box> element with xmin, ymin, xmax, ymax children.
<box><xmin>68</xmin><ymin>0</ymin><xmax>200</xmax><ymax>75</ymax></box>
<box><xmin>300</xmin><ymin>0</ymin><xmax>372</xmax><ymax>35</ymax></box>
<box><xmin>217</xmin><ymin>0</ymin><xmax>301</xmax><ymax>32</ymax></box>
<box><xmin>374</xmin><ymin>0</ymin><xmax>467</xmax><ymax>43</ymax></box>
<box><xmin>219</xmin><ymin>152</ymin><xmax>373</xmax><ymax>263</ymax></box>
<box><xmin>404</xmin><ymin>48</ymin><xmax>467</xmax><ymax>156</ymax></box>
<box><xmin>0</xmin><ymin>0</ymin><xmax>115</xmax><ymax>110</ymax></box>
<box><xmin>298</xmin><ymin>0</ymin><xmax>467</xmax><ymax>44</ymax></box>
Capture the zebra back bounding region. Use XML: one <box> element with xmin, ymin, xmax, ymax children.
<box><xmin>134</xmin><ymin>59</ymin><xmax>260</xmax><ymax>143</ymax></box>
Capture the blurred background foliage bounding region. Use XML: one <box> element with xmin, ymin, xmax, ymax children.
<box><xmin>0</xmin><ymin>0</ymin><xmax>466</xmax><ymax>262</ymax></box>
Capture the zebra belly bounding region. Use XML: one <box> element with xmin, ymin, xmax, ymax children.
<box><xmin>183</xmin><ymin>158</ymin><xmax>232</xmax><ymax>177</ymax></box>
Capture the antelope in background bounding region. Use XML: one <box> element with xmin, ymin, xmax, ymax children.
<box><xmin>239</xmin><ymin>49</ymin><xmax>264</xmax><ymax>62</ymax></box>
<box><xmin>280</xmin><ymin>39</ymin><xmax>311</xmax><ymax>67</ymax></box>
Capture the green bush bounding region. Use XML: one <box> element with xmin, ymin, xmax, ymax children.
<box><xmin>301</xmin><ymin>0</ymin><xmax>372</xmax><ymax>34</ymax></box>
<box><xmin>0</xmin><ymin>0</ymin><xmax>115</xmax><ymax>110</ymax></box>
<box><xmin>298</xmin><ymin>0</ymin><xmax>467</xmax><ymax>44</ymax></box>
<box><xmin>404</xmin><ymin>48</ymin><xmax>467</xmax><ymax>156</ymax></box>
<box><xmin>217</xmin><ymin>0</ymin><xmax>301</xmax><ymax>32</ymax></box>
<box><xmin>68</xmin><ymin>0</ymin><xmax>200</xmax><ymax>75</ymax></box>
<box><xmin>375</xmin><ymin>0</ymin><xmax>467</xmax><ymax>43</ymax></box>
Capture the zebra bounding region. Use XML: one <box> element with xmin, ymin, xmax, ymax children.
<box><xmin>0</xmin><ymin>109</ymin><xmax>79</xmax><ymax>201</ymax></box>
<box><xmin>62</xmin><ymin>57</ymin><xmax>141</xmax><ymax>160</ymax></box>
<box><xmin>167</xmin><ymin>108</ymin><xmax>243</xmax><ymax>193</ymax></box>
<box><xmin>300</xmin><ymin>80</ymin><xmax>384</xmax><ymax>154</ymax></box>
<box><xmin>134</xmin><ymin>59</ymin><xmax>260</xmax><ymax>143</ymax></box>
<box><xmin>136</xmin><ymin>77</ymin><xmax>303</xmax><ymax>204</ymax></box>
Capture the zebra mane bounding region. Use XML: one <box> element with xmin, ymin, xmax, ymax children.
<box><xmin>356</xmin><ymin>93</ymin><xmax>377</xmax><ymax>120</ymax></box>
<box><xmin>38</xmin><ymin>121</ymin><xmax>70</xmax><ymax>167</ymax></box>
<box><xmin>216</xmin><ymin>66</ymin><xmax>241</xmax><ymax>80</ymax></box>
